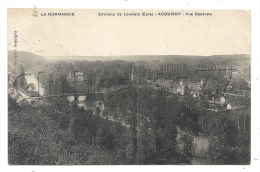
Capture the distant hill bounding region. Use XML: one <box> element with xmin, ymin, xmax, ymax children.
<box><xmin>8</xmin><ymin>50</ymin><xmax>46</xmax><ymax>72</ymax></box>
<box><xmin>8</xmin><ymin>51</ymin><xmax>250</xmax><ymax>72</ymax></box>
<box><xmin>45</xmin><ymin>54</ymin><xmax>250</xmax><ymax>65</ymax></box>
<box><xmin>62</xmin><ymin>54</ymin><xmax>250</xmax><ymax>70</ymax></box>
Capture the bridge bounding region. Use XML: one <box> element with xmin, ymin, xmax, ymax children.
<box><xmin>10</xmin><ymin>87</ymin><xmax>105</xmax><ymax>104</ymax></box>
<box><xmin>32</xmin><ymin>91</ymin><xmax>105</xmax><ymax>102</ymax></box>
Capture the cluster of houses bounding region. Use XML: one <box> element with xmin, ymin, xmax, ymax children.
<box><xmin>206</xmin><ymin>97</ymin><xmax>246</xmax><ymax>112</ymax></box>
<box><xmin>143</xmin><ymin>77</ymin><xmax>246</xmax><ymax>112</ymax></box>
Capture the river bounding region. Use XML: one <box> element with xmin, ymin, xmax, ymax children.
<box><xmin>25</xmin><ymin>74</ymin><xmax>94</xmax><ymax>110</ymax></box>
<box><xmin>25</xmin><ymin>74</ymin><xmax>45</xmax><ymax>96</ymax></box>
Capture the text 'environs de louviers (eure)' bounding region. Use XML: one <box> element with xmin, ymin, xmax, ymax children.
<box><xmin>98</xmin><ymin>12</ymin><xmax>212</xmax><ymax>17</ymax></box>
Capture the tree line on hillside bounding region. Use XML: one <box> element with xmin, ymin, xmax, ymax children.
<box><xmin>31</xmin><ymin>59</ymin><xmax>241</xmax><ymax>97</ymax></box>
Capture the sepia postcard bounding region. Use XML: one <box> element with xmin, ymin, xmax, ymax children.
<box><xmin>2</xmin><ymin>2</ymin><xmax>260</xmax><ymax>172</ymax></box>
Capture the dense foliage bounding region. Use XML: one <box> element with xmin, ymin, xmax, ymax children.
<box><xmin>206</xmin><ymin>117</ymin><xmax>250</xmax><ymax>164</ymax></box>
<box><xmin>8</xmin><ymin>56</ymin><xmax>251</xmax><ymax>165</ymax></box>
<box><xmin>8</xmin><ymin>96</ymin><xmax>129</xmax><ymax>165</ymax></box>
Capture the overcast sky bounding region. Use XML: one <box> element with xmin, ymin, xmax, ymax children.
<box><xmin>8</xmin><ymin>9</ymin><xmax>250</xmax><ymax>57</ymax></box>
